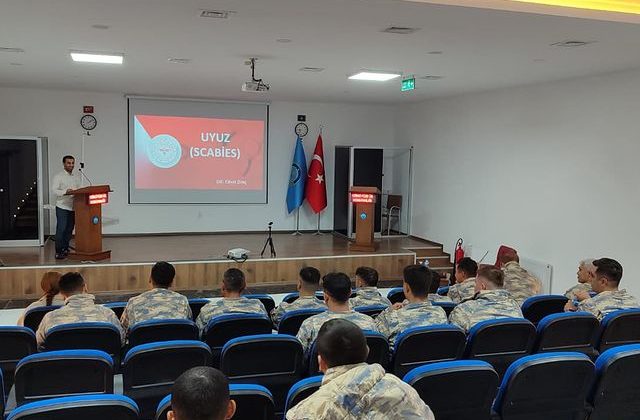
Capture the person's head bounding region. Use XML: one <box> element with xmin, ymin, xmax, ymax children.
<box><xmin>577</xmin><ymin>259</ymin><xmax>596</xmax><ymax>284</ymax></box>
<box><xmin>222</xmin><ymin>268</ymin><xmax>246</xmax><ymax>296</ymax></box>
<box><xmin>316</xmin><ymin>319</ymin><xmax>369</xmax><ymax>373</ymax></box>
<box><xmin>168</xmin><ymin>366</ymin><xmax>236</xmax><ymax>420</ymax></box>
<box><xmin>298</xmin><ymin>266</ymin><xmax>321</xmax><ymax>294</ymax></box>
<box><xmin>498</xmin><ymin>249</ymin><xmax>519</xmax><ymax>265</ymax></box>
<box><xmin>402</xmin><ymin>264</ymin><xmax>430</xmax><ymax>299</ymax></box>
<box><xmin>591</xmin><ymin>258</ymin><xmax>623</xmax><ymax>293</ymax></box>
<box><xmin>355</xmin><ymin>266</ymin><xmax>379</xmax><ymax>288</ymax></box>
<box><xmin>62</xmin><ymin>155</ymin><xmax>75</xmax><ymax>173</ymax></box>
<box><xmin>150</xmin><ymin>261</ymin><xmax>176</xmax><ymax>289</ymax></box>
<box><xmin>321</xmin><ymin>272</ymin><xmax>352</xmax><ymax>306</ymax></box>
<box><xmin>57</xmin><ymin>272</ymin><xmax>87</xmax><ymax>298</ymax></box>
<box><xmin>40</xmin><ymin>271</ymin><xmax>62</xmax><ymax>305</ymax></box>
<box><xmin>455</xmin><ymin>257</ymin><xmax>478</xmax><ymax>283</ymax></box>
<box><xmin>474</xmin><ymin>266</ymin><xmax>505</xmax><ymax>293</ymax></box>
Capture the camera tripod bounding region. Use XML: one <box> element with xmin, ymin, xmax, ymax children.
<box><xmin>260</xmin><ymin>222</ymin><xmax>276</xmax><ymax>258</ymax></box>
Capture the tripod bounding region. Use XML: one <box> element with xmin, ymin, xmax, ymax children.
<box><xmin>260</xmin><ymin>222</ymin><xmax>276</xmax><ymax>258</ymax></box>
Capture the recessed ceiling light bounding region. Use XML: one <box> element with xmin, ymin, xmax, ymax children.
<box><xmin>381</xmin><ymin>26</ymin><xmax>420</xmax><ymax>35</ymax></box>
<box><xmin>276</xmin><ymin>38</ymin><xmax>292</xmax><ymax>43</ymax></box>
<box><xmin>508</xmin><ymin>0</ymin><xmax>640</xmax><ymax>15</ymax></box>
<box><xmin>551</xmin><ymin>40</ymin><xmax>595</xmax><ymax>47</ymax></box>
<box><xmin>533</xmin><ymin>58</ymin><xmax>546</xmax><ymax>62</ymax></box>
<box><xmin>199</xmin><ymin>10</ymin><xmax>234</xmax><ymax>19</ymax></box>
<box><xmin>348</xmin><ymin>71</ymin><xmax>402</xmax><ymax>81</ymax></box>
<box><xmin>299</xmin><ymin>67</ymin><xmax>325</xmax><ymax>72</ymax></box>
<box><xmin>420</xmin><ymin>75</ymin><xmax>444</xmax><ymax>80</ymax></box>
<box><xmin>70</xmin><ymin>51</ymin><xmax>124</xmax><ymax>64</ymax></box>
<box><xmin>0</xmin><ymin>47</ymin><xmax>25</xmax><ymax>53</ymax></box>
<box><xmin>168</xmin><ymin>58</ymin><xmax>191</xmax><ymax>64</ymax></box>
<box><xmin>91</xmin><ymin>24</ymin><xmax>110</xmax><ymax>30</ymax></box>
<box><xmin>427</xmin><ymin>50</ymin><xmax>443</xmax><ymax>55</ymax></box>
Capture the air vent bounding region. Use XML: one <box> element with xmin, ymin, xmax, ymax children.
<box><xmin>551</xmin><ymin>40</ymin><xmax>595</xmax><ymax>47</ymax></box>
<box><xmin>299</xmin><ymin>67</ymin><xmax>325</xmax><ymax>72</ymax></box>
<box><xmin>168</xmin><ymin>58</ymin><xmax>191</xmax><ymax>64</ymax></box>
<box><xmin>381</xmin><ymin>26</ymin><xmax>420</xmax><ymax>35</ymax></box>
<box><xmin>0</xmin><ymin>47</ymin><xmax>25</xmax><ymax>53</ymax></box>
<box><xmin>199</xmin><ymin>10</ymin><xmax>233</xmax><ymax>19</ymax></box>
<box><xmin>420</xmin><ymin>75</ymin><xmax>444</xmax><ymax>80</ymax></box>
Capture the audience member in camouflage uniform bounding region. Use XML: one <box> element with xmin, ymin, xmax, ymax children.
<box><xmin>36</xmin><ymin>272</ymin><xmax>125</xmax><ymax>348</ymax></box>
<box><xmin>449</xmin><ymin>266</ymin><xmax>523</xmax><ymax>332</ymax></box>
<box><xmin>447</xmin><ymin>257</ymin><xmax>478</xmax><ymax>303</ymax></box>
<box><xmin>120</xmin><ymin>261</ymin><xmax>191</xmax><ymax>331</ymax></box>
<box><xmin>349</xmin><ymin>266</ymin><xmax>391</xmax><ymax>308</ymax></box>
<box><xmin>565</xmin><ymin>258</ymin><xmax>638</xmax><ymax>320</ymax></box>
<box><xmin>564</xmin><ymin>259</ymin><xmax>595</xmax><ymax>301</ymax></box>
<box><xmin>425</xmin><ymin>268</ymin><xmax>453</xmax><ymax>303</ymax></box>
<box><xmin>271</xmin><ymin>266</ymin><xmax>326</xmax><ymax>326</ymax></box>
<box><xmin>196</xmin><ymin>268</ymin><xmax>268</xmax><ymax>331</ymax></box>
<box><xmin>376</xmin><ymin>264</ymin><xmax>447</xmax><ymax>350</ymax></box>
<box><xmin>297</xmin><ymin>272</ymin><xmax>377</xmax><ymax>355</ymax></box>
<box><xmin>168</xmin><ymin>366</ymin><xmax>236</xmax><ymax>420</ymax></box>
<box><xmin>287</xmin><ymin>319</ymin><xmax>434</xmax><ymax>420</ymax></box>
<box><xmin>499</xmin><ymin>250</ymin><xmax>542</xmax><ymax>305</ymax></box>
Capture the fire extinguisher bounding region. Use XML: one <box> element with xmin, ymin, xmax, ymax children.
<box><xmin>451</xmin><ymin>238</ymin><xmax>464</xmax><ymax>282</ymax></box>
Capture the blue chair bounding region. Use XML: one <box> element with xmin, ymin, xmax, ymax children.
<box><xmin>123</xmin><ymin>340</ymin><xmax>212</xmax><ymax>420</ymax></box>
<box><xmin>282</xmin><ymin>292</ymin><xmax>299</xmax><ymax>304</ymax></box>
<box><xmin>432</xmin><ymin>301</ymin><xmax>456</xmax><ymax>317</ymax></box>
<box><xmin>589</xmin><ymin>344</ymin><xmax>640</xmax><ymax>420</ymax></box>
<box><xmin>14</xmin><ymin>350</ymin><xmax>114</xmax><ymax>406</ymax></box>
<box><xmin>244</xmin><ymin>294</ymin><xmax>276</xmax><ymax>316</ymax></box>
<box><xmin>221</xmin><ymin>334</ymin><xmax>304</xmax><ymax>416</ymax></box>
<box><xmin>354</xmin><ymin>304</ymin><xmax>387</xmax><ymax>318</ymax></box>
<box><xmin>22</xmin><ymin>305</ymin><xmax>61</xmax><ymax>333</ymax></box>
<box><xmin>392</xmin><ymin>325</ymin><xmax>466</xmax><ymax>378</ymax></box>
<box><xmin>0</xmin><ymin>369</ymin><xmax>4</xmax><ymax>418</ymax></box>
<box><xmin>187</xmin><ymin>298</ymin><xmax>210</xmax><ymax>320</ymax></box>
<box><xmin>202</xmin><ymin>314</ymin><xmax>273</xmax><ymax>367</ymax></box>
<box><xmin>103</xmin><ymin>302</ymin><xmax>127</xmax><ymax>319</ymax></box>
<box><xmin>42</xmin><ymin>322</ymin><xmax>123</xmax><ymax>366</ymax></box>
<box><xmin>308</xmin><ymin>330</ymin><xmax>391</xmax><ymax>375</ymax></box>
<box><xmin>534</xmin><ymin>312</ymin><xmax>598</xmax><ymax>357</ymax></box>
<box><xmin>283</xmin><ymin>376</ymin><xmax>322</xmax><ymax>415</ymax></box>
<box><xmin>387</xmin><ymin>287</ymin><xmax>405</xmax><ymax>304</ymax></box>
<box><xmin>0</xmin><ymin>327</ymin><xmax>36</xmax><ymax>398</ymax></box>
<box><xmin>278</xmin><ymin>308</ymin><xmax>325</xmax><ymax>336</ymax></box>
<box><xmin>437</xmin><ymin>286</ymin><xmax>450</xmax><ymax>296</ymax></box>
<box><xmin>155</xmin><ymin>394</ymin><xmax>171</xmax><ymax>420</ymax></box>
<box><xmin>128</xmin><ymin>319</ymin><xmax>199</xmax><ymax>348</ymax></box>
<box><xmin>596</xmin><ymin>308</ymin><xmax>640</xmax><ymax>353</ymax></box>
<box><xmin>464</xmin><ymin>318</ymin><xmax>536</xmax><ymax>377</ymax></box>
<box><xmin>521</xmin><ymin>295</ymin><xmax>568</xmax><ymax>325</ymax></box>
<box><xmin>493</xmin><ymin>352</ymin><xmax>594</xmax><ymax>420</ymax></box>
<box><xmin>404</xmin><ymin>360</ymin><xmax>499</xmax><ymax>420</ymax></box>
<box><xmin>6</xmin><ymin>394</ymin><xmax>139</xmax><ymax>420</ymax></box>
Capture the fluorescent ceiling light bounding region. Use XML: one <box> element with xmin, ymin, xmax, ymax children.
<box><xmin>70</xmin><ymin>51</ymin><xmax>124</xmax><ymax>64</ymax></box>
<box><xmin>348</xmin><ymin>71</ymin><xmax>401</xmax><ymax>81</ymax></box>
<box><xmin>508</xmin><ymin>0</ymin><xmax>640</xmax><ymax>14</ymax></box>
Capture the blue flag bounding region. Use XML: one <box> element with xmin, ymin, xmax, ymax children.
<box><xmin>286</xmin><ymin>137</ymin><xmax>307</xmax><ymax>213</ymax></box>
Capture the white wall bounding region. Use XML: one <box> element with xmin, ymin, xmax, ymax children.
<box><xmin>0</xmin><ymin>86</ymin><xmax>395</xmax><ymax>234</ymax></box>
<box><xmin>395</xmin><ymin>68</ymin><xmax>640</xmax><ymax>297</ymax></box>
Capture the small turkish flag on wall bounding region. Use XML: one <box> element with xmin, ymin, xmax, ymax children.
<box><xmin>305</xmin><ymin>134</ymin><xmax>327</xmax><ymax>213</ymax></box>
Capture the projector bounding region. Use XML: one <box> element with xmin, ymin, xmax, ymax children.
<box><xmin>227</xmin><ymin>248</ymin><xmax>250</xmax><ymax>260</ymax></box>
<box><xmin>241</xmin><ymin>81</ymin><xmax>269</xmax><ymax>93</ymax></box>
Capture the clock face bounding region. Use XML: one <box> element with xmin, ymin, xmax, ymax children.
<box><xmin>294</xmin><ymin>122</ymin><xmax>308</xmax><ymax>138</ymax></box>
<box><xmin>80</xmin><ymin>114</ymin><xmax>97</xmax><ymax>131</ymax></box>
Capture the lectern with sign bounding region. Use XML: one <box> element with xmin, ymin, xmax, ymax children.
<box><xmin>66</xmin><ymin>185</ymin><xmax>112</xmax><ymax>261</ymax></box>
<box><xmin>349</xmin><ymin>186</ymin><xmax>380</xmax><ymax>252</ymax></box>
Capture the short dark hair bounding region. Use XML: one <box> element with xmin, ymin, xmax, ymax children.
<box><xmin>299</xmin><ymin>267</ymin><xmax>321</xmax><ymax>287</ymax></box>
<box><xmin>403</xmin><ymin>264</ymin><xmax>430</xmax><ymax>298</ymax></box>
<box><xmin>476</xmin><ymin>266</ymin><xmax>504</xmax><ymax>288</ymax></box>
<box><xmin>427</xmin><ymin>269</ymin><xmax>442</xmax><ymax>294</ymax></box>
<box><xmin>321</xmin><ymin>272</ymin><xmax>352</xmax><ymax>302</ymax></box>
<box><xmin>62</xmin><ymin>155</ymin><xmax>75</xmax><ymax>163</ymax></box>
<box><xmin>317</xmin><ymin>319</ymin><xmax>368</xmax><ymax>368</ymax></box>
<box><xmin>171</xmin><ymin>366</ymin><xmax>230</xmax><ymax>420</ymax></box>
<box><xmin>58</xmin><ymin>272</ymin><xmax>85</xmax><ymax>294</ymax></box>
<box><xmin>593</xmin><ymin>258</ymin><xmax>623</xmax><ymax>284</ymax></box>
<box><xmin>223</xmin><ymin>268</ymin><xmax>246</xmax><ymax>293</ymax></box>
<box><xmin>150</xmin><ymin>261</ymin><xmax>175</xmax><ymax>288</ymax></box>
<box><xmin>457</xmin><ymin>257</ymin><xmax>478</xmax><ymax>277</ymax></box>
<box><xmin>355</xmin><ymin>266</ymin><xmax>379</xmax><ymax>287</ymax></box>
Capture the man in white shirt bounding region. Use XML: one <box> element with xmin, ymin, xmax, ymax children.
<box><xmin>51</xmin><ymin>155</ymin><xmax>80</xmax><ymax>259</ymax></box>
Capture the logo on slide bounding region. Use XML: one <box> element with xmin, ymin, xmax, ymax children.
<box><xmin>147</xmin><ymin>134</ymin><xmax>182</xmax><ymax>168</ymax></box>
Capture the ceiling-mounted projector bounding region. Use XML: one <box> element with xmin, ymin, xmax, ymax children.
<box><xmin>242</xmin><ymin>58</ymin><xmax>270</xmax><ymax>93</ymax></box>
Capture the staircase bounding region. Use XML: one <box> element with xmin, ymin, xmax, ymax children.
<box><xmin>405</xmin><ymin>240</ymin><xmax>454</xmax><ymax>285</ymax></box>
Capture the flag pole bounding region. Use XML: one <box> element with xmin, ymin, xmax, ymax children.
<box><xmin>313</xmin><ymin>211</ymin><xmax>322</xmax><ymax>235</ymax></box>
<box><xmin>292</xmin><ymin>208</ymin><xmax>302</xmax><ymax>235</ymax></box>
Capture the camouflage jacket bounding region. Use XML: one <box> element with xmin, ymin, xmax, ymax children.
<box><xmin>447</xmin><ymin>278</ymin><xmax>477</xmax><ymax>303</ymax></box>
<box><xmin>271</xmin><ymin>295</ymin><xmax>327</xmax><ymax>326</ymax></box>
<box><xmin>564</xmin><ymin>283</ymin><xmax>592</xmax><ymax>301</ymax></box>
<box><xmin>502</xmin><ymin>261</ymin><xmax>542</xmax><ymax>305</ymax></box>
<box><xmin>577</xmin><ymin>289</ymin><xmax>639</xmax><ymax>321</ymax></box>
<box><xmin>120</xmin><ymin>288</ymin><xmax>192</xmax><ymax>330</ymax></box>
<box><xmin>448</xmin><ymin>289</ymin><xmax>523</xmax><ymax>332</ymax></box>
<box><xmin>195</xmin><ymin>297</ymin><xmax>268</xmax><ymax>331</ymax></box>
<box><xmin>285</xmin><ymin>363</ymin><xmax>435</xmax><ymax>420</ymax></box>
<box><xmin>349</xmin><ymin>287</ymin><xmax>391</xmax><ymax>308</ymax></box>
<box><xmin>296</xmin><ymin>310</ymin><xmax>377</xmax><ymax>354</ymax></box>
<box><xmin>427</xmin><ymin>293</ymin><xmax>453</xmax><ymax>303</ymax></box>
<box><xmin>375</xmin><ymin>301</ymin><xmax>448</xmax><ymax>350</ymax></box>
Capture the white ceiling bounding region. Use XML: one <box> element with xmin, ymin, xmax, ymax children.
<box><xmin>1</xmin><ymin>0</ymin><xmax>640</xmax><ymax>104</ymax></box>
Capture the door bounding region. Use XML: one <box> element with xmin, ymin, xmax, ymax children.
<box><xmin>353</xmin><ymin>148</ymin><xmax>384</xmax><ymax>233</ymax></box>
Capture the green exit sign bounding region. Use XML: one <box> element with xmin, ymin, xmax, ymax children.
<box><xmin>401</xmin><ymin>77</ymin><xmax>415</xmax><ymax>92</ymax></box>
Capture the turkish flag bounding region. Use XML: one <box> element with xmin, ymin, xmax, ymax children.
<box><xmin>305</xmin><ymin>134</ymin><xmax>327</xmax><ymax>213</ymax></box>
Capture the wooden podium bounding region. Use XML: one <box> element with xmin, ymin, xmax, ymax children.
<box><xmin>66</xmin><ymin>185</ymin><xmax>112</xmax><ymax>261</ymax></box>
<box><xmin>349</xmin><ymin>186</ymin><xmax>380</xmax><ymax>252</ymax></box>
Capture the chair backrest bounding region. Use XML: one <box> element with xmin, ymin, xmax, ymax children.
<box><xmin>244</xmin><ymin>294</ymin><xmax>276</xmax><ymax>315</ymax></box>
<box><xmin>43</xmin><ymin>322</ymin><xmax>122</xmax><ymax>364</ymax></box>
<box><xmin>387</xmin><ymin>287</ymin><xmax>406</xmax><ymax>304</ymax></box>
<box><xmin>203</xmin><ymin>314</ymin><xmax>273</xmax><ymax>366</ymax></box>
<box><xmin>282</xmin><ymin>292</ymin><xmax>299</xmax><ymax>304</ymax></box>
<box><xmin>437</xmin><ymin>286</ymin><xmax>450</xmax><ymax>296</ymax></box>
<box><xmin>534</xmin><ymin>312</ymin><xmax>599</xmax><ymax>356</ymax></box>
<box><xmin>6</xmin><ymin>394</ymin><xmax>139</xmax><ymax>420</ymax></box>
<box><xmin>307</xmin><ymin>331</ymin><xmax>391</xmax><ymax>375</ymax></box>
<box><xmin>283</xmin><ymin>376</ymin><xmax>323</xmax><ymax>415</ymax></box>
<box><xmin>596</xmin><ymin>309</ymin><xmax>640</xmax><ymax>353</ymax></box>
<box><xmin>23</xmin><ymin>305</ymin><xmax>62</xmax><ymax>332</ymax></box>
<box><xmin>464</xmin><ymin>318</ymin><xmax>536</xmax><ymax>377</ymax></box>
<box><xmin>155</xmin><ymin>394</ymin><xmax>171</xmax><ymax>420</ymax></box>
<box><xmin>128</xmin><ymin>319</ymin><xmax>199</xmax><ymax>348</ymax></box>
<box><xmin>123</xmin><ymin>340</ymin><xmax>212</xmax><ymax>420</ymax></box>
<box><xmin>432</xmin><ymin>301</ymin><xmax>456</xmax><ymax>317</ymax></box>
<box><xmin>353</xmin><ymin>304</ymin><xmax>387</xmax><ymax>318</ymax></box>
<box><xmin>14</xmin><ymin>350</ymin><xmax>114</xmax><ymax>405</ymax></box>
<box><xmin>393</xmin><ymin>325</ymin><xmax>466</xmax><ymax>378</ymax></box>
<box><xmin>387</xmin><ymin>194</ymin><xmax>402</xmax><ymax>208</ymax></box>
<box><xmin>278</xmin><ymin>309</ymin><xmax>326</xmax><ymax>336</ymax></box>
<box><xmin>589</xmin><ymin>344</ymin><xmax>640</xmax><ymax>420</ymax></box>
<box><xmin>230</xmin><ymin>384</ymin><xmax>275</xmax><ymax>420</ymax></box>
<box><xmin>103</xmin><ymin>302</ymin><xmax>127</xmax><ymax>320</ymax></box>
<box><xmin>221</xmin><ymin>334</ymin><xmax>304</xmax><ymax>415</ymax></box>
<box><xmin>0</xmin><ymin>326</ymin><xmax>36</xmax><ymax>397</ymax></box>
<box><xmin>493</xmin><ymin>352</ymin><xmax>594</xmax><ymax>420</ymax></box>
<box><xmin>521</xmin><ymin>295</ymin><xmax>568</xmax><ymax>325</ymax></box>
<box><xmin>187</xmin><ymin>298</ymin><xmax>210</xmax><ymax>321</ymax></box>
<box><xmin>404</xmin><ymin>360</ymin><xmax>499</xmax><ymax>420</ymax></box>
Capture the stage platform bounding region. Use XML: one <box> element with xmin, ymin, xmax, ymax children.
<box><xmin>0</xmin><ymin>233</ymin><xmax>451</xmax><ymax>307</ymax></box>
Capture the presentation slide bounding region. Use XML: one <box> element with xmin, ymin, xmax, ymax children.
<box><xmin>128</xmin><ymin>98</ymin><xmax>268</xmax><ymax>204</ymax></box>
